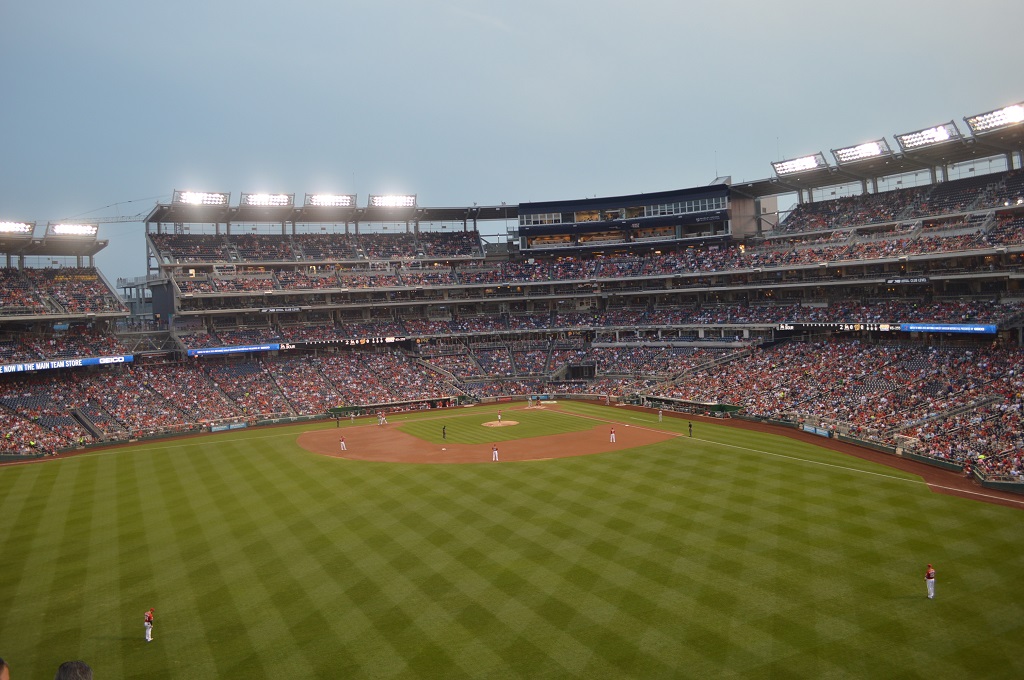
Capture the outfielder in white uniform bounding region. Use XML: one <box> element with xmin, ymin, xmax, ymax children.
<box><xmin>925</xmin><ymin>564</ymin><xmax>936</xmax><ymax>599</ymax></box>
<box><xmin>144</xmin><ymin>608</ymin><xmax>155</xmax><ymax>642</ymax></box>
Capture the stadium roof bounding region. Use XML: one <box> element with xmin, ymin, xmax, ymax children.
<box><xmin>0</xmin><ymin>238</ymin><xmax>108</xmax><ymax>258</ymax></box>
<box><xmin>730</xmin><ymin>119</ymin><xmax>1024</xmax><ymax>200</ymax></box>
<box><xmin>144</xmin><ymin>203</ymin><xmax>519</xmax><ymax>226</ymax></box>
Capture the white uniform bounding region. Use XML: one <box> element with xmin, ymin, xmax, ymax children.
<box><xmin>610</xmin><ymin>428</ymin><xmax>616</xmax><ymax>443</ymax></box>
<box><xmin>658</xmin><ymin>410</ymin><xmax>663</xmax><ymax>422</ymax></box>
<box><xmin>339</xmin><ymin>437</ymin><xmax>347</xmax><ymax>451</ymax></box>
<box><xmin>145</xmin><ymin>610</ymin><xmax>154</xmax><ymax>641</ymax></box>
<box><xmin>492</xmin><ymin>446</ymin><xmax>499</xmax><ymax>462</ymax></box>
<box><xmin>925</xmin><ymin>566</ymin><xmax>936</xmax><ymax>599</ymax></box>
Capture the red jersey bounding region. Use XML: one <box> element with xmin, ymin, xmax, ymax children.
<box><xmin>145</xmin><ymin>610</ymin><xmax>154</xmax><ymax>624</ymax></box>
<box><xmin>925</xmin><ymin>567</ymin><xmax>935</xmax><ymax>581</ymax></box>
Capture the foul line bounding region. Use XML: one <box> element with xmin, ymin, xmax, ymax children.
<box><xmin>695</xmin><ymin>435</ymin><xmax>1024</xmax><ymax>507</ymax></box>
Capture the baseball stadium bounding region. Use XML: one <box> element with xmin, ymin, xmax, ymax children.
<box><xmin>2</xmin><ymin>103</ymin><xmax>1024</xmax><ymax>678</ymax></box>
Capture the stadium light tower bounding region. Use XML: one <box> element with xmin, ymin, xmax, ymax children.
<box><xmin>368</xmin><ymin>194</ymin><xmax>417</xmax><ymax>208</ymax></box>
<box><xmin>47</xmin><ymin>223</ymin><xmax>99</xmax><ymax>238</ymax></box>
<box><xmin>0</xmin><ymin>221</ymin><xmax>35</xmax><ymax>235</ymax></box>
<box><xmin>241</xmin><ymin>192</ymin><xmax>294</xmax><ymax>207</ymax></box>
<box><xmin>832</xmin><ymin>138</ymin><xmax>892</xmax><ymax>165</ymax></box>
<box><xmin>894</xmin><ymin>122</ymin><xmax>961</xmax><ymax>151</ymax></box>
<box><xmin>965</xmin><ymin>102</ymin><xmax>1024</xmax><ymax>134</ymax></box>
<box><xmin>305</xmin><ymin>193</ymin><xmax>357</xmax><ymax>207</ymax></box>
<box><xmin>172</xmin><ymin>190</ymin><xmax>230</xmax><ymax>206</ymax></box>
<box><xmin>771</xmin><ymin>152</ymin><xmax>828</xmax><ymax>176</ymax></box>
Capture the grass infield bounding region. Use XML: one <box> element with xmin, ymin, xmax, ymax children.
<box><xmin>0</xmin><ymin>402</ymin><xmax>1021</xmax><ymax>679</ymax></box>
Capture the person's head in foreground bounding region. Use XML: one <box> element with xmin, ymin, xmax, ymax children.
<box><xmin>54</xmin><ymin>660</ymin><xmax>93</xmax><ymax>680</ymax></box>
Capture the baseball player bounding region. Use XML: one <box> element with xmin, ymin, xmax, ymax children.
<box><xmin>609</xmin><ymin>427</ymin><xmax>616</xmax><ymax>443</ymax></box>
<box><xmin>339</xmin><ymin>436</ymin><xmax>347</xmax><ymax>452</ymax></box>
<box><xmin>497</xmin><ymin>410</ymin><xmax>502</xmax><ymax>423</ymax></box>
<box><xmin>492</xmin><ymin>444</ymin><xmax>499</xmax><ymax>462</ymax></box>
<box><xmin>925</xmin><ymin>564</ymin><xmax>936</xmax><ymax>599</ymax></box>
<box><xmin>658</xmin><ymin>409</ymin><xmax>663</xmax><ymax>422</ymax></box>
<box><xmin>144</xmin><ymin>608</ymin><xmax>155</xmax><ymax>642</ymax></box>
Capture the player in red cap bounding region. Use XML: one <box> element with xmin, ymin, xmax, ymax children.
<box><xmin>925</xmin><ymin>564</ymin><xmax>936</xmax><ymax>599</ymax></box>
<box><xmin>145</xmin><ymin>608</ymin><xmax>155</xmax><ymax>642</ymax></box>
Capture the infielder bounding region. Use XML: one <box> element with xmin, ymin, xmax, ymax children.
<box><xmin>609</xmin><ymin>427</ymin><xmax>616</xmax><ymax>443</ymax></box>
<box><xmin>492</xmin><ymin>444</ymin><xmax>499</xmax><ymax>462</ymax></box>
<box><xmin>339</xmin><ymin>436</ymin><xmax>347</xmax><ymax>451</ymax></box>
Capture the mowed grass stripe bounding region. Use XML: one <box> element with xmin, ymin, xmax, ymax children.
<box><xmin>0</xmin><ymin>463</ymin><xmax>53</xmax><ymax>635</ymax></box>
<box><xmin>194</xmin><ymin>440</ymin><xmax>320</xmax><ymax>679</ymax></box>
<box><xmin>80</xmin><ymin>455</ymin><xmax>126</xmax><ymax>678</ymax></box>
<box><xmin>42</xmin><ymin>457</ymin><xmax>99</xmax><ymax>665</ymax></box>
<box><xmin>9</xmin><ymin>458</ymin><xmax>87</xmax><ymax>673</ymax></box>
<box><xmin>135</xmin><ymin>445</ymin><xmax>222</xmax><ymax>680</ymax></box>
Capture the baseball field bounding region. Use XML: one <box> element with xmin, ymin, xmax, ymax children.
<box><xmin>1</xmin><ymin>401</ymin><xmax>1021</xmax><ymax>679</ymax></box>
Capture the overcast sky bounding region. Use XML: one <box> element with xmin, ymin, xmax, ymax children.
<box><xmin>1</xmin><ymin>0</ymin><xmax>1022</xmax><ymax>284</ymax></box>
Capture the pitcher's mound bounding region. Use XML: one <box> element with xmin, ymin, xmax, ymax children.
<box><xmin>482</xmin><ymin>420</ymin><xmax>519</xmax><ymax>427</ymax></box>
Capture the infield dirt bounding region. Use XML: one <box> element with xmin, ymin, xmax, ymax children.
<box><xmin>297</xmin><ymin>408</ymin><xmax>676</xmax><ymax>464</ymax></box>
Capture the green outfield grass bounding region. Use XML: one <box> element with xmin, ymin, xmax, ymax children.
<box><xmin>1</xmin><ymin>402</ymin><xmax>1022</xmax><ymax>679</ymax></box>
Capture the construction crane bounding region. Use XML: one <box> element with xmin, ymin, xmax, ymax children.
<box><xmin>57</xmin><ymin>212</ymin><xmax>149</xmax><ymax>224</ymax></box>
<box><xmin>58</xmin><ymin>195</ymin><xmax>165</xmax><ymax>225</ymax></box>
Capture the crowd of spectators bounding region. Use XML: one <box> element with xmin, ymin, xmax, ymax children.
<box><xmin>644</xmin><ymin>339</ymin><xmax>1024</xmax><ymax>469</ymax></box>
<box><xmin>151</xmin><ymin>230</ymin><xmax>482</xmax><ymax>266</ymax></box>
<box><xmin>776</xmin><ymin>188</ymin><xmax>928</xmax><ymax>234</ymax></box>
<box><xmin>133</xmin><ymin>363</ymin><xmax>243</xmax><ymax>423</ymax></box>
<box><xmin>399</xmin><ymin>267</ymin><xmax>457</xmax><ymax>286</ymax></box>
<box><xmin>774</xmin><ymin>170</ymin><xmax>1021</xmax><ymax>235</ymax></box>
<box><xmin>417</xmin><ymin>231</ymin><xmax>481</xmax><ymax>257</ymax></box>
<box><xmin>0</xmin><ymin>268</ymin><xmax>46</xmax><ymax>315</ymax></box>
<box><xmin>474</xmin><ymin>347</ymin><xmax>515</xmax><ymax>377</ymax></box>
<box><xmin>293</xmin><ymin>234</ymin><xmax>360</xmax><ymax>260</ymax></box>
<box><xmin>70</xmin><ymin>370</ymin><xmax>194</xmax><ymax>438</ymax></box>
<box><xmin>203</xmin><ymin>362</ymin><xmax>293</xmax><ymax>418</ymax></box>
<box><xmin>512</xmin><ymin>349</ymin><xmax>550</xmax><ymax>375</ymax></box>
<box><xmin>23</xmin><ymin>268</ymin><xmax>125</xmax><ymax>314</ymax></box>
<box><xmin>149</xmin><ymin>234</ymin><xmax>228</xmax><ymax>262</ymax></box>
